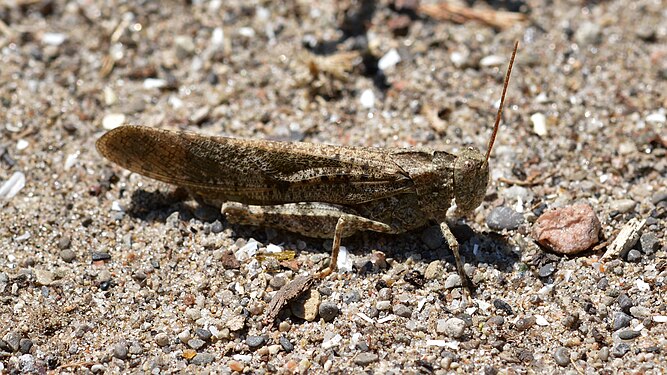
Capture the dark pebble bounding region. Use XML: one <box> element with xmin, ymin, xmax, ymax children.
<box><xmin>617</xmin><ymin>294</ymin><xmax>634</xmax><ymax>313</ymax></box>
<box><xmin>493</xmin><ymin>299</ymin><xmax>514</xmax><ymax>315</ymax></box>
<box><xmin>219</xmin><ymin>251</ymin><xmax>240</xmax><ymax>269</ymax></box>
<box><xmin>487</xmin><ymin>316</ymin><xmax>505</xmax><ymax>326</ymax></box>
<box><xmin>611</xmin><ymin>343</ymin><xmax>631</xmax><ymax>358</ymax></box>
<box><xmin>651</xmin><ymin>190</ymin><xmax>667</xmax><ymax>205</ymax></box>
<box><xmin>421</xmin><ymin>225</ymin><xmax>444</xmax><ymax>250</ymax></box>
<box><xmin>393</xmin><ymin>304</ymin><xmax>412</xmax><ymax>318</ymax></box>
<box><xmin>613</xmin><ymin>312</ymin><xmax>633</xmax><ymax>331</ymax></box>
<box><xmin>211</xmin><ymin>220</ymin><xmax>224</xmax><ymax>233</ymax></box>
<box><xmin>195</xmin><ymin>328</ymin><xmax>212</xmax><ymax>341</ymax></box>
<box><xmin>618</xmin><ymin>330</ymin><xmax>641</xmax><ymax>340</ymax></box>
<box><xmin>639</xmin><ymin>233</ymin><xmax>659</xmax><ymax>254</ymax></box>
<box><xmin>515</xmin><ymin>316</ymin><xmax>536</xmax><ymax>331</ymax></box>
<box><xmin>188</xmin><ymin>338</ymin><xmax>206</xmax><ymax>350</ymax></box>
<box><xmin>354</xmin><ymin>352</ymin><xmax>379</xmax><ymax>366</ymax></box>
<box><xmin>191</xmin><ymin>352</ymin><xmax>215</xmax><ymax>365</ymax></box>
<box><xmin>91</xmin><ymin>251</ymin><xmax>111</xmax><ymax>261</ymax></box>
<box><xmin>404</xmin><ymin>270</ymin><xmax>425</xmax><ymax>287</ymax></box>
<box><xmin>246</xmin><ymin>335</ymin><xmax>266</xmax><ymax>349</ymax></box>
<box><xmin>279</xmin><ymin>336</ymin><xmax>293</xmax><ymax>352</ymax></box>
<box><xmin>356</xmin><ymin>341</ymin><xmax>369</xmax><ymax>351</ymax></box>
<box><xmin>344</xmin><ymin>290</ymin><xmax>361</xmax><ymax>304</ymax></box>
<box><xmin>553</xmin><ymin>347</ymin><xmax>570</xmax><ymax>366</ymax></box>
<box><xmin>19</xmin><ymin>338</ymin><xmax>33</xmax><ymax>354</ymax></box>
<box><xmin>562</xmin><ymin>314</ymin><xmax>580</xmax><ymax>329</ymax></box>
<box><xmin>318</xmin><ymin>286</ymin><xmax>333</xmax><ymax>296</ymax></box>
<box><xmin>626</xmin><ymin>249</ymin><xmax>641</xmax><ymax>262</ymax></box>
<box><xmin>486</xmin><ymin>206</ymin><xmax>524</xmax><ymax>230</ymax></box>
<box><xmin>538</xmin><ymin>263</ymin><xmax>556</xmax><ymax>278</ymax></box>
<box><xmin>319</xmin><ymin>301</ymin><xmax>340</xmax><ymax>322</ymax></box>
<box><xmin>46</xmin><ymin>355</ymin><xmax>59</xmax><ymax>370</ymax></box>
<box><xmin>597</xmin><ymin>277</ymin><xmax>609</xmax><ymax>290</ymax></box>
<box><xmin>483</xmin><ymin>365</ymin><xmax>498</xmax><ymax>375</ymax></box>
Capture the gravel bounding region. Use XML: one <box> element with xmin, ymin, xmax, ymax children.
<box><xmin>1</xmin><ymin>0</ymin><xmax>665</xmax><ymax>373</ymax></box>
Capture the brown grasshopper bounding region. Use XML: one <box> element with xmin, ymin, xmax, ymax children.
<box><xmin>97</xmin><ymin>42</ymin><xmax>517</xmax><ymax>299</ymax></box>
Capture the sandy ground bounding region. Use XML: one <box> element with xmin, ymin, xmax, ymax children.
<box><xmin>1</xmin><ymin>0</ymin><xmax>666</xmax><ymax>373</ymax></box>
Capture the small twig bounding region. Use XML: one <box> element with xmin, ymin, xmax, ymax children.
<box><xmin>418</xmin><ymin>2</ymin><xmax>526</xmax><ymax>30</ymax></box>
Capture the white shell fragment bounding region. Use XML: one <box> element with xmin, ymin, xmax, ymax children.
<box><xmin>102</xmin><ymin>113</ymin><xmax>126</xmax><ymax>130</ymax></box>
<box><xmin>0</xmin><ymin>172</ymin><xmax>26</xmax><ymax>200</ymax></box>
<box><xmin>378</xmin><ymin>48</ymin><xmax>401</xmax><ymax>70</ymax></box>
<box><xmin>359</xmin><ymin>89</ymin><xmax>375</xmax><ymax>109</ymax></box>
<box><xmin>530</xmin><ymin>113</ymin><xmax>548</xmax><ymax>136</ymax></box>
<box><xmin>601</xmin><ymin>218</ymin><xmax>646</xmax><ymax>261</ymax></box>
<box><xmin>337</xmin><ymin>246</ymin><xmax>353</xmax><ymax>273</ymax></box>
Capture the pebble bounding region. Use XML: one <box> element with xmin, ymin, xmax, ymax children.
<box><xmin>246</xmin><ymin>335</ymin><xmax>266</xmax><ymax>350</ymax></box>
<box><xmin>228</xmin><ymin>360</ymin><xmax>244</xmax><ymax>372</ymax></box>
<box><xmin>42</xmin><ymin>32</ymin><xmax>67</xmax><ymax>46</ymax></box>
<box><xmin>444</xmin><ymin>274</ymin><xmax>462</xmax><ymax>289</ymax></box>
<box><xmin>319</xmin><ymin>301</ymin><xmax>340</xmax><ymax>322</ymax></box>
<box><xmin>532</xmin><ymin>203</ymin><xmax>601</xmax><ymax>254</ymax></box>
<box><xmin>493</xmin><ymin>299</ymin><xmax>514</xmax><ymax>315</ymax></box>
<box><xmin>91</xmin><ymin>251</ymin><xmax>111</xmax><ymax>261</ymax></box>
<box><xmin>612</xmin><ymin>312</ymin><xmax>632</xmax><ymax>331</ymax></box>
<box><xmin>376</xmin><ymin>300</ymin><xmax>391</xmax><ymax>310</ymax></box>
<box><xmin>629</xmin><ymin>306</ymin><xmax>650</xmax><ymax>318</ymax></box>
<box><xmin>392</xmin><ymin>304</ymin><xmax>412</xmax><ymax>318</ymax></box>
<box><xmin>2</xmin><ymin>331</ymin><xmax>21</xmax><ymax>353</ymax></box>
<box><xmin>538</xmin><ymin>263</ymin><xmax>556</xmax><ymax>278</ymax></box>
<box><xmin>553</xmin><ymin>347</ymin><xmax>570</xmax><ymax>367</ymax></box>
<box><xmin>354</xmin><ymin>352</ymin><xmax>379</xmax><ymax>366</ymax></box>
<box><xmin>35</xmin><ymin>269</ymin><xmax>54</xmax><ymax>286</ymax></box>
<box><xmin>425</xmin><ymin>260</ymin><xmax>444</xmax><ymax>280</ymax></box>
<box><xmin>421</xmin><ymin>225</ymin><xmax>444</xmax><ymax>250</ymax></box>
<box><xmin>359</xmin><ymin>89</ymin><xmax>375</xmax><ymax>109</ymax></box>
<box><xmin>177</xmin><ymin>329</ymin><xmax>191</xmax><ymax>344</ymax></box>
<box><xmin>154</xmin><ymin>333</ymin><xmax>169</xmax><ymax>347</ymax></box>
<box><xmin>598</xmin><ymin>347</ymin><xmax>610</xmax><ymax>361</ymax></box>
<box><xmin>611</xmin><ymin>343</ymin><xmax>631</xmax><ymax>358</ymax></box>
<box><xmin>486</xmin><ymin>206</ymin><xmax>524</xmax><ymax>230</ymax></box>
<box><xmin>651</xmin><ymin>190</ymin><xmax>667</xmax><ymax>205</ymax></box>
<box><xmin>191</xmin><ymin>353</ymin><xmax>215</xmax><ymax>365</ymax></box>
<box><xmin>59</xmin><ymin>249</ymin><xmax>76</xmax><ymax>262</ymax></box>
<box><xmin>618</xmin><ymin>330</ymin><xmax>641</xmax><ymax>340</ymax></box>
<box><xmin>113</xmin><ymin>341</ymin><xmax>128</xmax><ymax>360</ymax></box>
<box><xmin>188</xmin><ymin>338</ymin><xmax>206</xmax><ymax>350</ymax></box>
<box><xmin>479</xmin><ymin>55</ymin><xmax>505</xmax><ymax>67</ymax></box>
<box><xmin>626</xmin><ymin>249</ymin><xmax>641</xmax><ymax>262</ymax></box>
<box><xmin>617</xmin><ymin>294</ymin><xmax>634</xmax><ymax>313</ymax></box>
<box><xmin>610</xmin><ymin>199</ymin><xmax>636</xmax><ymax>214</ymax></box>
<box><xmin>344</xmin><ymin>290</ymin><xmax>361</xmax><ymax>304</ymax></box>
<box><xmin>219</xmin><ymin>251</ymin><xmax>240</xmax><ymax>270</ymax></box>
<box><xmin>195</xmin><ymin>328</ymin><xmax>212</xmax><ymax>341</ymax></box>
<box><xmin>515</xmin><ymin>316</ymin><xmax>536</xmax><ymax>331</ymax></box>
<box><xmin>57</xmin><ymin>236</ymin><xmax>71</xmax><ymax>249</ymax></box>
<box><xmin>575</xmin><ymin>21</ymin><xmax>602</xmax><ymax>45</ymax></box>
<box><xmin>0</xmin><ymin>171</ymin><xmax>26</xmax><ymax>200</ymax></box>
<box><xmin>280</xmin><ymin>336</ymin><xmax>294</xmax><ymax>352</ymax></box>
<box><xmin>18</xmin><ymin>338</ymin><xmax>32</xmax><ymax>354</ymax></box>
<box><xmin>442</xmin><ymin>317</ymin><xmax>466</xmax><ymax>339</ymax></box>
<box><xmin>18</xmin><ymin>354</ymin><xmax>35</xmax><ymax>373</ymax></box>
<box><xmin>639</xmin><ymin>233</ymin><xmax>659</xmax><ymax>254</ymax></box>
<box><xmin>292</xmin><ymin>289</ymin><xmax>320</xmax><ymax>321</ymax></box>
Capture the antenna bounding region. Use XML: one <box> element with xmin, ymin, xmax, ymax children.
<box><xmin>485</xmin><ymin>41</ymin><xmax>518</xmax><ymax>162</ymax></box>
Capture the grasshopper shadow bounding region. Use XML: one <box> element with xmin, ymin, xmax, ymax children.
<box><xmin>126</xmin><ymin>190</ymin><xmax>517</xmax><ymax>276</ymax></box>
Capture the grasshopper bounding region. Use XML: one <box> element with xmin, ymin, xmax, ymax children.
<box><xmin>97</xmin><ymin>42</ymin><xmax>517</xmax><ymax>298</ymax></box>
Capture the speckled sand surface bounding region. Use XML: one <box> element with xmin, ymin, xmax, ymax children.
<box><xmin>1</xmin><ymin>0</ymin><xmax>666</xmax><ymax>373</ymax></box>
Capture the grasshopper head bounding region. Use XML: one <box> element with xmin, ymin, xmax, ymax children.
<box><xmin>453</xmin><ymin>146</ymin><xmax>489</xmax><ymax>214</ymax></box>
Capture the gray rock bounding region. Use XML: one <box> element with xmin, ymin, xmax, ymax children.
<box><xmin>3</xmin><ymin>331</ymin><xmax>21</xmax><ymax>352</ymax></box>
<box><xmin>617</xmin><ymin>294</ymin><xmax>634</xmax><ymax>313</ymax></box>
<box><xmin>246</xmin><ymin>335</ymin><xmax>266</xmax><ymax>350</ymax></box>
<box><xmin>188</xmin><ymin>338</ymin><xmax>206</xmax><ymax>350</ymax></box>
<box><xmin>538</xmin><ymin>263</ymin><xmax>556</xmax><ymax>278</ymax></box>
<box><xmin>279</xmin><ymin>336</ymin><xmax>293</xmax><ymax>352</ymax></box>
<box><xmin>651</xmin><ymin>190</ymin><xmax>667</xmax><ymax>205</ymax></box>
<box><xmin>319</xmin><ymin>301</ymin><xmax>340</xmax><ymax>322</ymax></box>
<box><xmin>392</xmin><ymin>304</ymin><xmax>412</xmax><ymax>318</ymax></box>
<box><xmin>57</xmin><ymin>236</ymin><xmax>71</xmax><ymax>249</ymax></box>
<box><xmin>611</xmin><ymin>343</ymin><xmax>631</xmax><ymax>358</ymax></box>
<box><xmin>59</xmin><ymin>249</ymin><xmax>76</xmax><ymax>263</ymax></box>
<box><xmin>191</xmin><ymin>353</ymin><xmax>215</xmax><ymax>365</ymax></box>
<box><xmin>19</xmin><ymin>338</ymin><xmax>33</xmax><ymax>354</ymax></box>
<box><xmin>618</xmin><ymin>330</ymin><xmax>641</xmax><ymax>340</ymax></box>
<box><xmin>113</xmin><ymin>341</ymin><xmax>128</xmax><ymax>360</ymax></box>
<box><xmin>211</xmin><ymin>220</ymin><xmax>224</xmax><ymax>233</ymax></box>
<box><xmin>612</xmin><ymin>312</ymin><xmax>632</xmax><ymax>331</ymax></box>
<box><xmin>626</xmin><ymin>249</ymin><xmax>641</xmax><ymax>262</ymax></box>
<box><xmin>609</xmin><ymin>199</ymin><xmax>636</xmax><ymax>214</ymax></box>
<box><xmin>629</xmin><ymin>306</ymin><xmax>650</xmax><ymax>318</ymax></box>
<box><xmin>195</xmin><ymin>328</ymin><xmax>212</xmax><ymax>341</ymax></box>
<box><xmin>486</xmin><ymin>206</ymin><xmax>524</xmax><ymax>230</ymax></box>
<box><xmin>354</xmin><ymin>352</ymin><xmax>379</xmax><ymax>366</ymax></box>
<box><xmin>443</xmin><ymin>317</ymin><xmax>466</xmax><ymax>339</ymax></box>
<box><xmin>154</xmin><ymin>333</ymin><xmax>170</xmax><ymax>347</ymax></box>
<box><xmin>19</xmin><ymin>354</ymin><xmax>35</xmax><ymax>373</ymax></box>
<box><xmin>639</xmin><ymin>233</ymin><xmax>659</xmax><ymax>254</ymax></box>
<box><xmin>444</xmin><ymin>274</ymin><xmax>462</xmax><ymax>289</ymax></box>
<box><xmin>553</xmin><ymin>347</ymin><xmax>570</xmax><ymax>367</ymax></box>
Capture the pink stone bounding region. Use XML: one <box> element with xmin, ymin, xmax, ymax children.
<box><xmin>532</xmin><ymin>203</ymin><xmax>601</xmax><ymax>254</ymax></box>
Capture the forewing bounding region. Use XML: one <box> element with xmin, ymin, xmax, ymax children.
<box><xmin>96</xmin><ymin>126</ymin><xmax>415</xmax><ymax>205</ymax></box>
